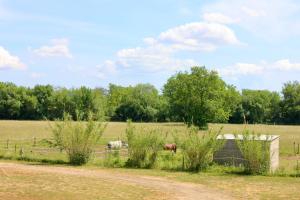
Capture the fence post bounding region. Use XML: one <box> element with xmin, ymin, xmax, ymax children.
<box><xmin>33</xmin><ymin>137</ymin><xmax>36</xmax><ymax>147</ymax></box>
<box><xmin>298</xmin><ymin>144</ymin><xmax>300</xmax><ymax>154</ymax></box>
<box><xmin>182</xmin><ymin>155</ymin><xmax>185</xmax><ymax>170</ymax></box>
<box><xmin>294</xmin><ymin>142</ymin><xmax>296</xmax><ymax>155</ymax></box>
<box><xmin>15</xmin><ymin>144</ymin><xmax>17</xmax><ymax>153</ymax></box>
<box><xmin>6</xmin><ymin>139</ymin><xmax>9</xmax><ymax>149</ymax></box>
<box><xmin>19</xmin><ymin>147</ymin><xmax>24</xmax><ymax>158</ymax></box>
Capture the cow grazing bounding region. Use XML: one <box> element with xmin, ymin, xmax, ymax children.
<box><xmin>107</xmin><ymin>140</ymin><xmax>128</xmax><ymax>149</ymax></box>
<box><xmin>163</xmin><ymin>144</ymin><xmax>177</xmax><ymax>153</ymax></box>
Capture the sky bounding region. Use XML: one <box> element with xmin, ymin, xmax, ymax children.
<box><xmin>1</xmin><ymin>0</ymin><xmax>300</xmax><ymax>92</ymax></box>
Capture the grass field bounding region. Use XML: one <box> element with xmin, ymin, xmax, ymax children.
<box><xmin>1</xmin><ymin>121</ymin><xmax>300</xmax><ymax>199</ymax></box>
<box><xmin>1</xmin><ymin>121</ymin><xmax>299</xmax><ymax>165</ymax></box>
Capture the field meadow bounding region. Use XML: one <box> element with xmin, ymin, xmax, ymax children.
<box><xmin>1</xmin><ymin>120</ymin><xmax>300</xmax><ymax>199</ymax></box>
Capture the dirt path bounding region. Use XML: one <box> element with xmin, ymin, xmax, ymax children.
<box><xmin>0</xmin><ymin>162</ymin><xmax>234</xmax><ymax>200</ymax></box>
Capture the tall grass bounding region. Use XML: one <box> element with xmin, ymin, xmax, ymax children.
<box><xmin>125</xmin><ymin>120</ymin><xmax>165</xmax><ymax>168</ymax></box>
<box><xmin>50</xmin><ymin>114</ymin><xmax>107</xmax><ymax>165</ymax></box>
<box><xmin>235</xmin><ymin>130</ymin><xmax>270</xmax><ymax>174</ymax></box>
<box><xmin>181</xmin><ymin>126</ymin><xmax>223</xmax><ymax>171</ymax></box>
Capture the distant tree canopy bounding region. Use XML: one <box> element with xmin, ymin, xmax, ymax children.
<box><xmin>163</xmin><ymin>66</ymin><xmax>240</xmax><ymax>129</ymax></box>
<box><xmin>229</xmin><ymin>89</ymin><xmax>281</xmax><ymax>124</ymax></box>
<box><xmin>109</xmin><ymin>83</ymin><xmax>165</xmax><ymax>122</ymax></box>
<box><xmin>0</xmin><ymin>67</ymin><xmax>299</xmax><ymax>126</ymax></box>
<box><xmin>0</xmin><ymin>83</ymin><xmax>106</xmax><ymax>120</ymax></box>
<box><xmin>280</xmin><ymin>81</ymin><xmax>300</xmax><ymax>124</ymax></box>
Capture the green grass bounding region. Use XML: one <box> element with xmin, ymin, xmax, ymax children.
<box><xmin>1</xmin><ymin>121</ymin><xmax>300</xmax><ymax>199</ymax></box>
<box><xmin>1</xmin><ymin>121</ymin><xmax>300</xmax><ymax>171</ymax></box>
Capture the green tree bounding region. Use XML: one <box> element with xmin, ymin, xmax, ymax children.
<box><xmin>241</xmin><ymin>90</ymin><xmax>280</xmax><ymax>124</ymax></box>
<box><xmin>0</xmin><ymin>82</ymin><xmax>22</xmax><ymax>119</ymax></box>
<box><xmin>19</xmin><ymin>87</ymin><xmax>38</xmax><ymax>119</ymax></box>
<box><xmin>280</xmin><ymin>81</ymin><xmax>300</xmax><ymax>124</ymax></box>
<box><xmin>110</xmin><ymin>83</ymin><xmax>162</xmax><ymax>122</ymax></box>
<box><xmin>71</xmin><ymin>87</ymin><xmax>106</xmax><ymax>120</ymax></box>
<box><xmin>163</xmin><ymin>66</ymin><xmax>239</xmax><ymax>129</ymax></box>
<box><xmin>33</xmin><ymin>85</ymin><xmax>54</xmax><ymax>119</ymax></box>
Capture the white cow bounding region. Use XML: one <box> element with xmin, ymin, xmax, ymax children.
<box><xmin>107</xmin><ymin>140</ymin><xmax>128</xmax><ymax>149</ymax></box>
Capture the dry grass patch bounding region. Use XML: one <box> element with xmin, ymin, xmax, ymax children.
<box><xmin>0</xmin><ymin>164</ymin><xmax>167</xmax><ymax>200</ymax></box>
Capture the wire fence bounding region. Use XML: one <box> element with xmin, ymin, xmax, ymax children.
<box><xmin>0</xmin><ymin>138</ymin><xmax>128</xmax><ymax>159</ymax></box>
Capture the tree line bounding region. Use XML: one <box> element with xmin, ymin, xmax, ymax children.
<box><xmin>0</xmin><ymin>66</ymin><xmax>299</xmax><ymax>128</ymax></box>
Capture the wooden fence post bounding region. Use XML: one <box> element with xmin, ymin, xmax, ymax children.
<box><xmin>19</xmin><ymin>147</ymin><xmax>24</xmax><ymax>158</ymax></box>
<box><xmin>182</xmin><ymin>156</ymin><xmax>185</xmax><ymax>170</ymax></box>
<box><xmin>15</xmin><ymin>144</ymin><xmax>17</xmax><ymax>153</ymax></box>
<box><xmin>6</xmin><ymin>139</ymin><xmax>9</xmax><ymax>149</ymax></box>
<box><xmin>294</xmin><ymin>142</ymin><xmax>296</xmax><ymax>155</ymax></box>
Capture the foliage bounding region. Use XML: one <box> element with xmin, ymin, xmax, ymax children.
<box><xmin>181</xmin><ymin>126</ymin><xmax>223</xmax><ymax>171</ymax></box>
<box><xmin>110</xmin><ymin>84</ymin><xmax>163</xmax><ymax>122</ymax></box>
<box><xmin>239</xmin><ymin>90</ymin><xmax>280</xmax><ymax>124</ymax></box>
<box><xmin>125</xmin><ymin>120</ymin><xmax>165</xmax><ymax>168</ymax></box>
<box><xmin>163</xmin><ymin>66</ymin><xmax>240</xmax><ymax>129</ymax></box>
<box><xmin>0</xmin><ymin>68</ymin><xmax>300</xmax><ymax>125</ymax></box>
<box><xmin>103</xmin><ymin>150</ymin><xmax>123</xmax><ymax>168</ymax></box>
<box><xmin>50</xmin><ymin>113</ymin><xmax>107</xmax><ymax>165</ymax></box>
<box><xmin>0</xmin><ymin>82</ymin><xmax>107</xmax><ymax>121</ymax></box>
<box><xmin>235</xmin><ymin>130</ymin><xmax>270</xmax><ymax>174</ymax></box>
<box><xmin>280</xmin><ymin>81</ymin><xmax>300</xmax><ymax>124</ymax></box>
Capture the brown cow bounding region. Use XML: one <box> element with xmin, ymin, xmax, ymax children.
<box><xmin>163</xmin><ymin>144</ymin><xmax>177</xmax><ymax>153</ymax></box>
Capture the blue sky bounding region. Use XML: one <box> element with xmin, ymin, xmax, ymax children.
<box><xmin>1</xmin><ymin>0</ymin><xmax>300</xmax><ymax>92</ymax></box>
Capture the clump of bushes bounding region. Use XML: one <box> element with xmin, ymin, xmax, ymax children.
<box><xmin>125</xmin><ymin>121</ymin><xmax>164</xmax><ymax>168</ymax></box>
<box><xmin>103</xmin><ymin>150</ymin><xmax>122</xmax><ymax>167</ymax></box>
<box><xmin>235</xmin><ymin>130</ymin><xmax>270</xmax><ymax>175</ymax></box>
<box><xmin>181</xmin><ymin>126</ymin><xmax>223</xmax><ymax>171</ymax></box>
<box><xmin>51</xmin><ymin>113</ymin><xmax>107</xmax><ymax>165</ymax></box>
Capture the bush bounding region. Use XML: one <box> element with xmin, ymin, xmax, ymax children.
<box><xmin>181</xmin><ymin>126</ymin><xmax>223</xmax><ymax>171</ymax></box>
<box><xmin>125</xmin><ymin>120</ymin><xmax>164</xmax><ymax>168</ymax></box>
<box><xmin>103</xmin><ymin>150</ymin><xmax>123</xmax><ymax>167</ymax></box>
<box><xmin>235</xmin><ymin>130</ymin><xmax>270</xmax><ymax>174</ymax></box>
<box><xmin>50</xmin><ymin>113</ymin><xmax>106</xmax><ymax>165</ymax></box>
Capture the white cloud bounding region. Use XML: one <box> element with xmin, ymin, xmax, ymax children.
<box><xmin>117</xmin><ymin>47</ymin><xmax>197</xmax><ymax>72</ymax></box>
<box><xmin>114</xmin><ymin>40</ymin><xmax>199</xmax><ymax>72</ymax></box>
<box><xmin>32</xmin><ymin>38</ymin><xmax>72</xmax><ymax>58</ymax></box>
<box><xmin>96</xmin><ymin>21</ymin><xmax>240</xmax><ymax>75</ymax></box>
<box><xmin>158</xmin><ymin>22</ymin><xmax>241</xmax><ymax>51</ymax></box>
<box><xmin>218</xmin><ymin>63</ymin><xmax>264</xmax><ymax>77</ymax></box>
<box><xmin>203</xmin><ymin>0</ymin><xmax>300</xmax><ymax>39</ymax></box>
<box><xmin>275</xmin><ymin>59</ymin><xmax>300</xmax><ymax>71</ymax></box>
<box><xmin>0</xmin><ymin>46</ymin><xmax>25</xmax><ymax>70</ymax></box>
<box><xmin>203</xmin><ymin>12</ymin><xmax>238</xmax><ymax>24</ymax></box>
<box><xmin>96</xmin><ymin>60</ymin><xmax>118</xmax><ymax>79</ymax></box>
<box><xmin>218</xmin><ymin>59</ymin><xmax>300</xmax><ymax>78</ymax></box>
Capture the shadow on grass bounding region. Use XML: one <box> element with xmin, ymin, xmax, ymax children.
<box><xmin>0</xmin><ymin>155</ymin><xmax>68</xmax><ymax>165</ymax></box>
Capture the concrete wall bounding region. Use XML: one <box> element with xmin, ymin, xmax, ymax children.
<box><xmin>213</xmin><ymin>137</ymin><xmax>279</xmax><ymax>172</ymax></box>
<box><xmin>270</xmin><ymin>137</ymin><xmax>279</xmax><ymax>172</ymax></box>
<box><xmin>213</xmin><ymin>139</ymin><xmax>245</xmax><ymax>166</ymax></box>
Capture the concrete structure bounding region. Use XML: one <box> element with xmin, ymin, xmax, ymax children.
<box><xmin>213</xmin><ymin>134</ymin><xmax>280</xmax><ymax>172</ymax></box>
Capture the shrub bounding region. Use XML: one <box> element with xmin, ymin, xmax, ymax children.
<box><xmin>50</xmin><ymin>113</ymin><xmax>106</xmax><ymax>165</ymax></box>
<box><xmin>181</xmin><ymin>126</ymin><xmax>223</xmax><ymax>171</ymax></box>
<box><xmin>235</xmin><ymin>130</ymin><xmax>270</xmax><ymax>174</ymax></box>
<box><xmin>103</xmin><ymin>150</ymin><xmax>123</xmax><ymax>167</ymax></box>
<box><xmin>125</xmin><ymin>120</ymin><xmax>164</xmax><ymax>168</ymax></box>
